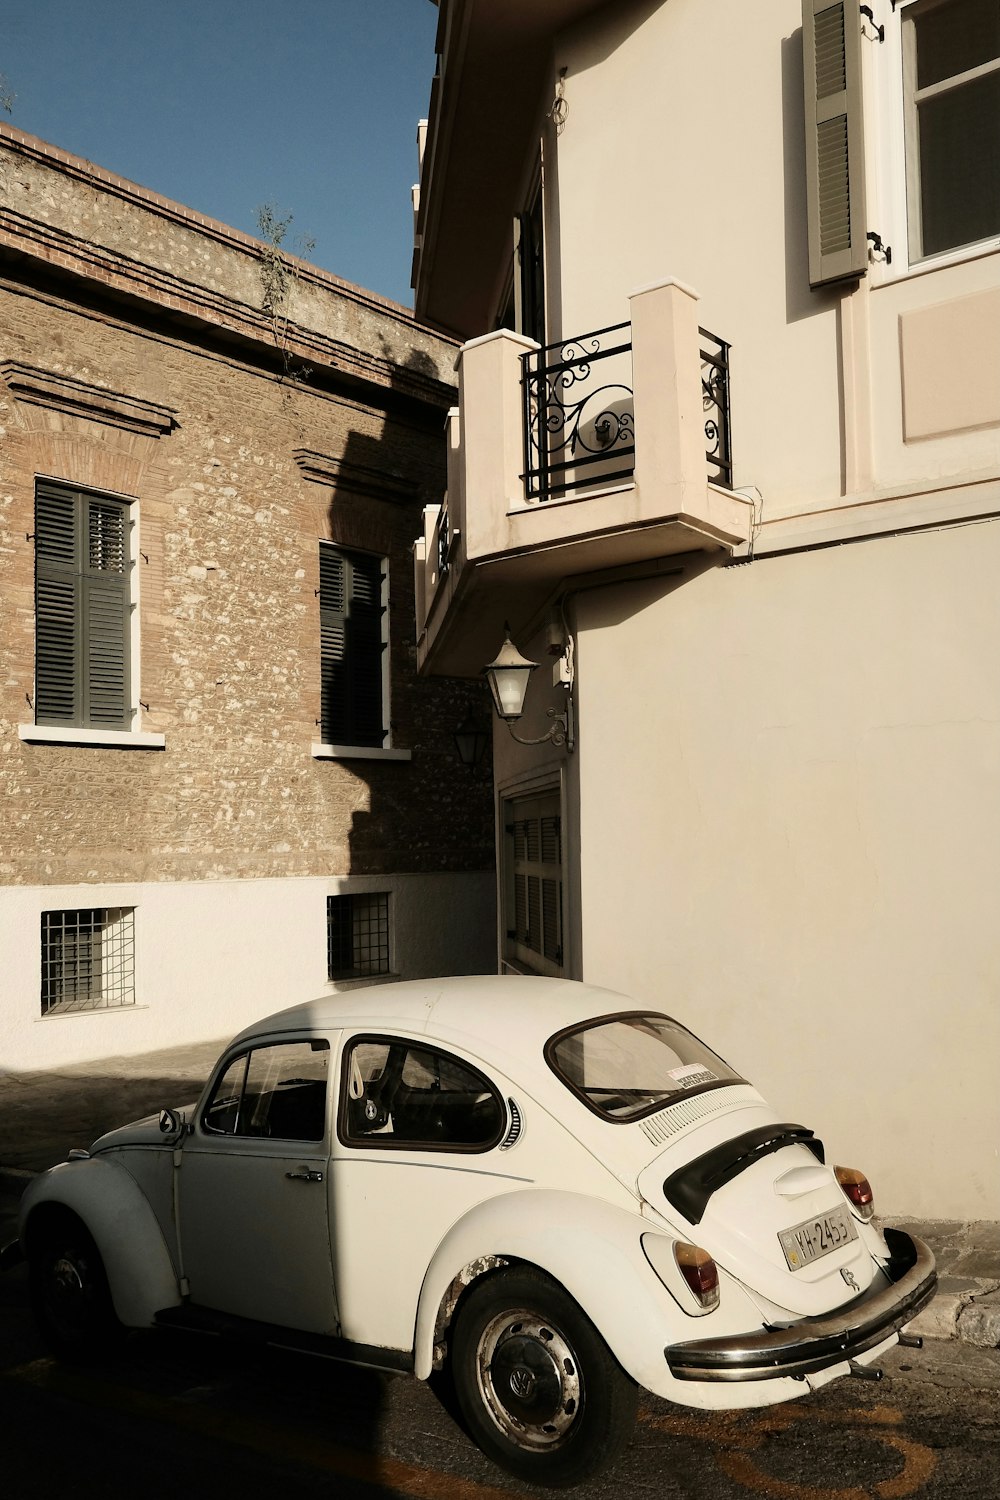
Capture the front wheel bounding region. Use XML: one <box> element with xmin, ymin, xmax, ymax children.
<box><xmin>28</xmin><ymin>1216</ymin><xmax>124</xmax><ymax>1360</ymax></box>
<box><xmin>450</xmin><ymin>1267</ymin><xmax>638</xmax><ymax>1487</ymax></box>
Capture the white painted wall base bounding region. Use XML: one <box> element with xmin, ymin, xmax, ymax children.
<box><xmin>0</xmin><ymin>871</ymin><xmax>496</xmax><ymax>1071</ymax></box>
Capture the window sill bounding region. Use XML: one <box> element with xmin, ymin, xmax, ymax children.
<box><xmin>39</xmin><ymin>1005</ymin><xmax>147</xmax><ymax>1022</ymax></box>
<box><xmin>19</xmin><ymin>724</ymin><xmax>166</xmax><ymax>750</ymax></box>
<box><xmin>311</xmin><ymin>743</ymin><xmax>412</xmax><ymax>762</ymax></box>
<box><xmin>327</xmin><ymin>972</ymin><xmax>401</xmax><ymax>991</ymax></box>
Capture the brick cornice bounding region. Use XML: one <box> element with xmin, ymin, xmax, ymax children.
<box><xmin>293</xmin><ymin>450</ymin><xmax>420</xmax><ymax>504</ymax></box>
<box><xmin>0</xmin><ymin>360</ymin><xmax>177</xmax><ymax>436</ymax></box>
<box><xmin>0</xmin><ymin>122</ymin><xmax>420</xmax><ymax>325</ymax></box>
<box><xmin>0</xmin><ymin>206</ymin><xmax>451</xmax><ymax>406</ymax></box>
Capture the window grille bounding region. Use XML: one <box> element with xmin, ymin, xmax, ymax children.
<box><xmin>327</xmin><ymin>893</ymin><xmax>390</xmax><ymax>980</ymax></box>
<box><xmin>41</xmin><ymin>907</ymin><xmax>135</xmax><ymax>1015</ymax></box>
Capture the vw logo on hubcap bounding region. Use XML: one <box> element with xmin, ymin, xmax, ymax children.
<box><xmin>509</xmin><ymin>1366</ymin><xmax>536</xmax><ymax>1399</ymax></box>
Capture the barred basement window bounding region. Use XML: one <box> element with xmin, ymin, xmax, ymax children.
<box><xmin>327</xmin><ymin>893</ymin><xmax>390</xmax><ymax>980</ymax></box>
<box><xmin>41</xmin><ymin>907</ymin><xmax>136</xmax><ymax>1016</ymax></box>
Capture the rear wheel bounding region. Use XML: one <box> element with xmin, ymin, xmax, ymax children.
<box><xmin>28</xmin><ymin>1216</ymin><xmax>123</xmax><ymax>1360</ymax></box>
<box><xmin>450</xmin><ymin>1267</ymin><xmax>638</xmax><ymax>1487</ymax></box>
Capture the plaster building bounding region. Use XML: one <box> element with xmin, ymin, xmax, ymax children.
<box><xmin>411</xmin><ymin>0</ymin><xmax>1000</xmax><ymax>1220</ymax></box>
<box><xmin>0</xmin><ymin>122</ymin><xmax>495</xmax><ymax>1072</ymax></box>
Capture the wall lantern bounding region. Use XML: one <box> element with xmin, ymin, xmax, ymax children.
<box><xmin>482</xmin><ymin>625</ymin><xmax>575</xmax><ymax>752</ymax></box>
<box><xmin>453</xmin><ymin>714</ymin><xmax>490</xmax><ymax>769</ymax></box>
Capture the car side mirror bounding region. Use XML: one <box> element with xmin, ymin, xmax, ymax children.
<box><xmin>158</xmin><ymin>1107</ymin><xmax>186</xmax><ymax>1140</ymax></box>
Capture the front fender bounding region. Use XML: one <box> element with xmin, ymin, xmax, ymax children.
<box><xmin>19</xmin><ymin>1157</ymin><xmax>182</xmax><ymax>1328</ymax></box>
<box><xmin>413</xmin><ymin>1188</ymin><xmax>760</xmax><ymax>1393</ymax></box>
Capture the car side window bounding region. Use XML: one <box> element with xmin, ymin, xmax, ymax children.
<box><xmin>341</xmin><ymin>1036</ymin><xmax>504</xmax><ymax>1152</ymax></box>
<box><xmin>202</xmin><ymin>1041</ymin><xmax>329</xmax><ymax>1141</ymax></box>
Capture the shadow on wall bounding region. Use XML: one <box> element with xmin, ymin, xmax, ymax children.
<box><xmin>323</xmin><ymin>345</ymin><xmax>496</xmax><ymax>960</ymax></box>
<box><xmin>781</xmin><ymin>29</ymin><xmax>843</xmax><ymax>327</ymax></box>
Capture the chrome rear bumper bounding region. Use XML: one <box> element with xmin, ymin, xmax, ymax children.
<box><xmin>666</xmin><ymin>1229</ymin><xmax>936</xmax><ymax>1383</ymax></box>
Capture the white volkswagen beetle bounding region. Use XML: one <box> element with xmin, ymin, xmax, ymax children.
<box><xmin>15</xmin><ymin>977</ymin><xmax>935</xmax><ymax>1486</ymax></box>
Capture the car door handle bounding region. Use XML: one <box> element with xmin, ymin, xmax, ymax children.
<box><xmin>285</xmin><ymin>1169</ymin><xmax>324</xmax><ymax>1183</ymax></box>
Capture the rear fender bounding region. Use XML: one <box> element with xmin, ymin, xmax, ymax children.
<box><xmin>412</xmin><ymin>1188</ymin><xmax>761</xmax><ymax>1391</ymax></box>
<box><xmin>19</xmin><ymin>1157</ymin><xmax>181</xmax><ymax>1328</ymax></box>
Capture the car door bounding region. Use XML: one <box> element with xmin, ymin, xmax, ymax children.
<box><xmin>177</xmin><ymin>1034</ymin><xmax>340</xmax><ymax>1334</ymax></box>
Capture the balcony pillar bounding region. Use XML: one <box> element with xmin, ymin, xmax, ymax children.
<box><xmin>457</xmin><ymin>328</ymin><xmax>539</xmax><ymax>559</ymax></box>
<box><xmin>628</xmin><ymin>277</ymin><xmax>706</xmax><ymax>516</ymax></box>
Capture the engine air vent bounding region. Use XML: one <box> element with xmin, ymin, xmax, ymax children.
<box><xmin>639</xmin><ymin>1084</ymin><xmax>760</xmax><ymax>1146</ymax></box>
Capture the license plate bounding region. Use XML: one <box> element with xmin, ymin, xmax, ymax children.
<box><xmin>779</xmin><ymin>1205</ymin><xmax>858</xmax><ymax>1270</ymax></box>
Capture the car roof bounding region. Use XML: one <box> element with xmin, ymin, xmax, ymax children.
<box><xmin>228</xmin><ymin>975</ymin><xmax>646</xmax><ymax>1069</ymax></box>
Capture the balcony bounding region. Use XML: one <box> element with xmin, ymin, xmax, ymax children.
<box><xmin>414</xmin><ymin>278</ymin><xmax>754</xmax><ymax>677</ymax></box>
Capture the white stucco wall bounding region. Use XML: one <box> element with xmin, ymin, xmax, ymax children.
<box><xmin>574</xmin><ymin>521</ymin><xmax>1000</xmax><ymax>1220</ymax></box>
<box><xmin>0</xmin><ymin>871</ymin><xmax>496</xmax><ymax>1071</ymax></box>
<box><xmin>549</xmin><ymin>0</ymin><xmax>1000</xmax><ymax>521</ymax></box>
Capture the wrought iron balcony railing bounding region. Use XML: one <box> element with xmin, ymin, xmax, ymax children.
<box><xmin>521</xmin><ymin>323</ymin><xmax>635</xmax><ymax>501</ymax></box>
<box><xmin>700</xmin><ymin>327</ymin><xmax>733</xmax><ymax>490</ymax></box>
<box><xmin>521</xmin><ymin>320</ymin><xmax>733</xmax><ymax>503</ymax></box>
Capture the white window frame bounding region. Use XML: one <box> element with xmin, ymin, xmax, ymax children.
<box><xmin>311</xmin><ymin>542</ymin><xmax>411</xmax><ymax>762</ymax></box>
<box><xmin>18</xmin><ymin>478</ymin><xmax>163</xmax><ymax>750</ymax></box>
<box><xmin>870</xmin><ymin>0</ymin><xmax>1000</xmax><ymax>278</ymax></box>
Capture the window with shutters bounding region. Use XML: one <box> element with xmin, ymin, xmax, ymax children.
<box><xmin>40</xmin><ymin>907</ymin><xmax>135</xmax><ymax>1016</ymax></box>
<box><xmin>318</xmin><ymin>542</ymin><xmax>388</xmax><ymax>750</ymax></box>
<box><xmin>900</xmin><ymin>0</ymin><xmax>1000</xmax><ymax>262</ymax></box>
<box><xmin>33</xmin><ymin>482</ymin><xmax>133</xmax><ymax>729</ymax></box>
<box><xmin>502</xmin><ymin>789</ymin><xmax>564</xmax><ymax>977</ymax></box>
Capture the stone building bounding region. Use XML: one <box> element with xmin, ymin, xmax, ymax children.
<box><xmin>0</xmin><ymin>122</ymin><xmax>495</xmax><ymax>1070</ymax></box>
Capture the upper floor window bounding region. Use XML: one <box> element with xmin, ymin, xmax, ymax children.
<box><xmin>33</xmin><ymin>482</ymin><xmax>132</xmax><ymax>729</ymax></box>
<box><xmin>319</xmin><ymin>542</ymin><xmax>388</xmax><ymax>749</ymax></box>
<box><xmin>802</xmin><ymin>0</ymin><xmax>1000</xmax><ymax>284</ymax></box>
<box><xmin>902</xmin><ymin>0</ymin><xmax>1000</xmax><ymax>260</ymax></box>
<box><xmin>496</xmin><ymin>174</ymin><xmax>546</xmax><ymax>342</ymax></box>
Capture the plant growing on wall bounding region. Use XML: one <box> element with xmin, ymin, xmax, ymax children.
<box><xmin>255</xmin><ymin>202</ymin><xmax>315</xmax><ymax>384</ymax></box>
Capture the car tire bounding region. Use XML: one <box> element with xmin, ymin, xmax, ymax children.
<box><xmin>450</xmin><ymin>1266</ymin><xmax>638</xmax><ymax>1488</ymax></box>
<box><xmin>28</xmin><ymin>1215</ymin><xmax>124</xmax><ymax>1361</ymax></box>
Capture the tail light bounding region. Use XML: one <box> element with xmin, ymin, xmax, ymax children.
<box><xmin>835</xmin><ymin>1165</ymin><xmax>875</xmax><ymax>1220</ymax></box>
<box><xmin>674</xmin><ymin>1242</ymin><xmax>721</xmax><ymax>1311</ymax></box>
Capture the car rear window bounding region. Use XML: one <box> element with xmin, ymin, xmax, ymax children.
<box><xmin>546</xmin><ymin>1012</ymin><xmax>744</xmax><ymax>1121</ymax></box>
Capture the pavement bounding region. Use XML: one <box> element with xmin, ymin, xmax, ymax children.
<box><xmin>1</xmin><ymin>1038</ymin><xmax>998</xmax><ymax>1351</ymax></box>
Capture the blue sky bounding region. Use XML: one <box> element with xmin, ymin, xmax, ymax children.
<box><xmin>0</xmin><ymin>0</ymin><xmax>439</xmax><ymax>307</ymax></box>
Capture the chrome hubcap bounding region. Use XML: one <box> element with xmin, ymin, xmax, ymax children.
<box><xmin>476</xmin><ymin>1309</ymin><xmax>582</xmax><ymax>1450</ymax></box>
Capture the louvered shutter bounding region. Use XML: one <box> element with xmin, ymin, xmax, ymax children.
<box><xmin>319</xmin><ymin>543</ymin><xmax>387</xmax><ymax>747</ymax></box>
<box><xmin>802</xmin><ymin>0</ymin><xmax>868</xmax><ymax>287</ymax></box>
<box><xmin>34</xmin><ymin>485</ymin><xmax>131</xmax><ymax>728</ymax></box>
<box><xmin>83</xmin><ymin>499</ymin><xmax>130</xmax><ymax>726</ymax></box>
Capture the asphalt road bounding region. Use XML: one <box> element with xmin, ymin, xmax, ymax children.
<box><xmin>1</xmin><ymin>1245</ymin><xmax>997</xmax><ymax>1500</ymax></box>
